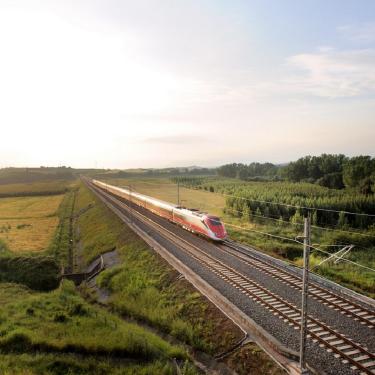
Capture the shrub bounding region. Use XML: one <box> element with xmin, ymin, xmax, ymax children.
<box><xmin>0</xmin><ymin>256</ymin><xmax>60</xmax><ymax>291</ymax></box>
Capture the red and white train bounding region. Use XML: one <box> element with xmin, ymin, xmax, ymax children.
<box><xmin>92</xmin><ymin>179</ymin><xmax>227</xmax><ymax>241</ymax></box>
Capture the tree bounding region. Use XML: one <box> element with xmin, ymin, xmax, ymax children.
<box><xmin>343</xmin><ymin>156</ymin><xmax>375</xmax><ymax>188</ymax></box>
<box><xmin>316</xmin><ymin>172</ymin><xmax>344</xmax><ymax>189</ymax></box>
<box><xmin>242</xmin><ymin>204</ymin><xmax>250</xmax><ymax>222</ymax></box>
<box><xmin>359</xmin><ymin>177</ymin><xmax>374</xmax><ymax>196</ymax></box>
<box><xmin>291</xmin><ymin>210</ymin><xmax>303</xmax><ymax>224</ymax></box>
<box><xmin>338</xmin><ymin>211</ymin><xmax>348</xmax><ymax>228</ymax></box>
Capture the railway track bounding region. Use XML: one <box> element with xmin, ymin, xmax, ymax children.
<box><xmin>219</xmin><ymin>241</ymin><xmax>375</xmax><ymax>328</ymax></box>
<box><xmin>89</xmin><ymin>181</ymin><xmax>375</xmax><ymax>374</ymax></box>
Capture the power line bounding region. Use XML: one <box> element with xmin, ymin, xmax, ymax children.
<box><xmin>179</xmin><ymin>183</ymin><xmax>375</xmax><ymax>218</ymax></box>
<box><xmin>193</xmin><ymin>199</ymin><xmax>375</xmax><ymax>238</ymax></box>
<box><xmin>124</xmin><ymin>181</ymin><xmax>375</xmax><ymax>237</ymax></box>
<box><xmin>221</xmin><ymin>192</ymin><xmax>375</xmax><ymax>218</ymax></box>
<box><xmin>225</xmin><ymin>222</ymin><xmax>375</xmax><ymax>273</ymax></box>
<box><xmin>224</xmin><ymin>222</ymin><xmax>301</xmax><ymax>244</ymax></box>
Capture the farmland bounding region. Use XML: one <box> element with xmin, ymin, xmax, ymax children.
<box><xmin>0</xmin><ymin>195</ymin><xmax>64</xmax><ymax>252</ymax></box>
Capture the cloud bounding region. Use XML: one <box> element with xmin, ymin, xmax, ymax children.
<box><xmin>284</xmin><ymin>48</ymin><xmax>375</xmax><ymax>98</ymax></box>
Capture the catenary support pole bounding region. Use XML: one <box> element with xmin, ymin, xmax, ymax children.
<box><xmin>129</xmin><ymin>185</ymin><xmax>133</xmax><ymax>223</ymax></box>
<box><xmin>177</xmin><ymin>182</ymin><xmax>180</xmax><ymax>206</ymax></box>
<box><xmin>299</xmin><ymin>213</ymin><xmax>311</xmax><ymax>374</ymax></box>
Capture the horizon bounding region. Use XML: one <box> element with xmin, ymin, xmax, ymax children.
<box><xmin>1</xmin><ymin>1</ymin><xmax>375</xmax><ymax>168</ymax></box>
<box><xmin>0</xmin><ymin>151</ymin><xmax>372</xmax><ymax>171</ymax></box>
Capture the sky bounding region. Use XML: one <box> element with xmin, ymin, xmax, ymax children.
<box><xmin>0</xmin><ymin>0</ymin><xmax>374</xmax><ymax>169</ymax></box>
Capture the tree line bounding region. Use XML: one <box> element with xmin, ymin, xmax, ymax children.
<box><xmin>217</xmin><ymin>154</ymin><xmax>375</xmax><ymax>192</ymax></box>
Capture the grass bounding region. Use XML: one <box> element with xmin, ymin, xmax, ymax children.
<box><xmin>0</xmin><ymin>195</ymin><xmax>64</xmax><ymax>219</ymax></box>
<box><xmin>103</xmin><ymin>177</ymin><xmax>375</xmax><ymax>297</ymax></box>
<box><xmin>0</xmin><ymin>195</ymin><xmax>64</xmax><ymax>253</ymax></box>
<box><xmin>48</xmin><ymin>189</ymin><xmax>77</xmax><ymax>269</ymax></box>
<box><xmin>0</xmin><ymin>256</ymin><xmax>60</xmax><ymax>291</ymax></box>
<box><xmin>0</xmin><ymin>354</ymin><xmax>194</xmax><ymax>375</ymax></box>
<box><xmin>0</xmin><ymin>282</ymin><xmax>191</xmax><ymax>374</ymax></box>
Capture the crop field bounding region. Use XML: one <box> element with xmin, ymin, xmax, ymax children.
<box><xmin>103</xmin><ymin>176</ymin><xmax>375</xmax><ymax>297</ymax></box>
<box><xmin>0</xmin><ymin>180</ymin><xmax>73</xmax><ymax>198</ymax></box>
<box><xmin>0</xmin><ymin>195</ymin><xmax>64</xmax><ymax>252</ymax></box>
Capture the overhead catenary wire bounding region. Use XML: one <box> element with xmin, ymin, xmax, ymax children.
<box><xmin>220</xmin><ymin>191</ymin><xmax>375</xmax><ymax>218</ymax></box>
<box><xmin>178</xmin><ymin>183</ymin><xmax>375</xmax><ymax>218</ymax></box>
<box><xmin>102</xmin><ymin>180</ymin><xmax>375</xmax><ymax>273</ymax></box>
<box><xmin>111</xmin><ymin>179</ymin><xmax>375</xmax><ymax>219</ymax></box>
<box><xmin>225</xmin><ymin>222</ymin><xmax>375</xmax><ymax>273</ymax></box>
<box><xmin>186</xmin><ymin>196</ymin><xmax>375</xmax><ymax>238</ymax></box>
<box><xmin>107</xmin><ymin>180</ymin><xmax>375</xmax><ymax>238</ymax></box>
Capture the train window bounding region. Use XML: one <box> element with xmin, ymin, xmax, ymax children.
<box><xmin>209</xmin><ymin>218</ymin><xmax>222</xmax><ymax>226</ymax></box>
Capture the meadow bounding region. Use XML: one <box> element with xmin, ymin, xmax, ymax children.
<box><xmin>104</xmin><ymin>176</ymin><xmax>375</xmax><ymax>297</ymax></box>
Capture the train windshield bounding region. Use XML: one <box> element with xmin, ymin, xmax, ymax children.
<box><xmin>209</xmin><ymin>217</ymin><xmax>222</xmax><ymax>226</ymax></box>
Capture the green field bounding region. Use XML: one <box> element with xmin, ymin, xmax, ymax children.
<box><xmin>103</xmin><ymin>176</ymin><xmax>375</xmax><ymax>297</ymax></box>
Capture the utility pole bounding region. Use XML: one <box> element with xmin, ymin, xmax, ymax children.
<box><xmin>299</xmin><ymin>213</ymin><xmax>311</xmax><ymax>374</ymax></box>
<box><xmin>177</xmin><ymin>182</ymin><xmax>180</xmax><ymax>206</ymax></box>
<box><xmin>129</xmin><ymin>185</ymin><xmax>133</xmax><ymax>223</ymax></box>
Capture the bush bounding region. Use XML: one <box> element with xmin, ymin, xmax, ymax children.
<box><xmin>0</xmin><ymin>256</ymin><xmax>60</xmax><ymax>291</ymax></box>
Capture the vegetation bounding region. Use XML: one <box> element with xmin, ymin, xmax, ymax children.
<box><xmin>48</xmin><ymin>189</ymin><xmax>77</xmax><ymax>270</ymax></box>
<box><xmin>0</xmin><ymin>180</ymin><xmax>72</xmax><ymax>198</ymax></box>
<box><xmin>0</xmin><ymin>195</ymin><xmax>64</xmax><ymax>252</ymax></box>
<box><xmin>0</xmin><ymin>282</ymin><xmax>190</xmax><ymax>374</ymax></box>
<box><xmin>175</xmin><ymin>177</ymin><xmax>375</xmax><ymax>229</ymax></box>
<box><xmin>217</xmin><ymin>154</ymin><xmax>375</xmax><ymax>191</ymax></box>
<box><xmin>94</xmin><ymin>166</ymin><xmax>215</xmax><ymax>180</ymax></box>
<box><xmin>0</xmin><ymin>256</ymin><xmax>60</xmax><ymax>291</ymax></box>
<box><xmin>0</xmin><ymin>167</ymin><xmax>77</xmax><ymax>185</ymax></box>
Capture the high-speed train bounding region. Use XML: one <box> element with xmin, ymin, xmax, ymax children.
<box><xmin>92</xmin><ymin>179</ymin><xmax>227</xmax><ymax>241</ymax></box>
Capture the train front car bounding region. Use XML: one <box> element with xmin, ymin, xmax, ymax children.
<box><xmin>203</xmin><ymin>215</ymin><xmax>227</xmax><ymax>241</ymax></box>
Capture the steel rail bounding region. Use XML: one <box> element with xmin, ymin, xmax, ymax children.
<box><xmin>219</xmin><ymin>241</ymin><xmax>375</xmax><ymax>328</ymax></box>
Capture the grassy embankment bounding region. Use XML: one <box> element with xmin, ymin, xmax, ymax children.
<box><xmin>103</xmin><ymin>177</ymin><xmax>375</xmax><ymax>298</ymax></box>
<box><xmin>0</xmin><ymin>175</ymin><xmax>195</xmax><ymax>375</ymax></box>
<box><xmin>0</xmin><ymin>282</ymin><xmax>189</xmax><ymax>375</ymax></box>
<box><xmin>75</xmin><ymin>182</ymin><xmax>283</xmax><ymax>375</ymax></box>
